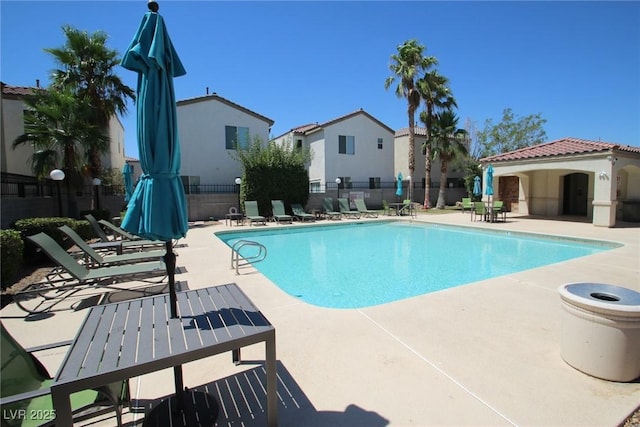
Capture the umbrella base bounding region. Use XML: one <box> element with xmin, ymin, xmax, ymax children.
<box><xmin>143</xmin><ymin>389</ymin><xmax>219</xmax><ymax>427</ymax></box>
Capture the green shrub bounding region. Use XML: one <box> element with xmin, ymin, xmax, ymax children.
<box><xmin>1</xmin><ymin>229</ymin><xmax>24</xmax><ymax>289</ymax></box>
<box><xmin>13</xmin><ymin>217</ymin><xmax>78</xmax><ymax>264</ymax></box>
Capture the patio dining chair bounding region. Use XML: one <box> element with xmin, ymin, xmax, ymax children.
<box><xmin>0</xmin><ymin>322</ymin><xmax>129</xmax><ymax>427</ymax></box>
<box><xmin>398</xmin><ymin>199</ymin><xmax>415</xmax><ymax>217</ymax></box>
<box><xmin>461</xmin><ymin>198</ymin><xmax>473</xmax><ymax>213</ymax></box>
<box><xmin>492</xmin><ymin>200</ymin><xmax>507</xmax><ymax>222</ymax></box>
<box><xmin>471</xmin><ymin>202</ymin><xmax>491</xmax><ymax>222</ymax></box>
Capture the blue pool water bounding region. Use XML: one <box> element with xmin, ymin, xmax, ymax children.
<box><xmin>216</xmin><ymin>221</ymin><xmax>618</xmax><ymax>309</ymax></box>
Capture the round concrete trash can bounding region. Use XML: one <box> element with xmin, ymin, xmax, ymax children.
<box><xmin>558</xmin><ymin>283</ymin><xmax>640</xmax><ymax>382</ymax></box>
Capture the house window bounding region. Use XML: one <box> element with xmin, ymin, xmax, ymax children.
<box><xmin>369</xmin><ymin>177</ymin><xmax>381</xmax><ymax>189</ymax></box>
<box><xmin>296</xmin><ymin>139</ymin><xmax>303</xmax><ymax>150</ymax></box>
<box><xmin>225</xmin><ymin>126</ymin><xmax>249</xmax><ymax>150</ymax></box>
<box><xmin>338</xmin><ymin>135</ymin><xmax>355</xmax><ymax>155</ymax></box>
<box><xmin>337</xmin><ymin>176</ymin><xmax>352</xmax><ymax>189</ymax></box>
<box><xmin>377</xmin><ymin>138</ymin><xmax>383</xmax><ymax>150</ymax></box>
<box><xmin>310</xmin><ymin>182</ymin><xmax>321</xmax><ymax>193</ymax></box>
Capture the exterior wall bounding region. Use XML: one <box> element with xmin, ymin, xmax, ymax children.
<box><xmin>307</xmin><ymin>132</ymin><xmax>326</xmax><ymax>187</ymax></box>
<box><xmin>487</xmin><ymin>153</ymin><xmax>640</xmax><ymax>227</ymax></box>
<box><xmin>178</xmin><ymin>98</ymin><xmax>271</xmax><ymax>185</ymax></box>
<box><xmin>1</xmin><ymin>96</ymin><xmax>34</xmax><ymax>176</ymax></box>
<box><xmin>101</xmin><ymin>115</ymin><xmax>126</xmax><ymax>172</ymax></box>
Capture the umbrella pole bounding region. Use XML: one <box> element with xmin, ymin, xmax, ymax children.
<box><xmin>165</xmin><ymin>241</ymin><xmax>186</xmax><ymax>411</ymax></box>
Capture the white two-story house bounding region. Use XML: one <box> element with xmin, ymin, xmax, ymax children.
<box><xmin>177</xmin><ymin>92</ymin><xmax>274</xmax><ymax>187</ymax></box>
<box><xmin>273</xmin><ymin>109</ymin><xmax>395</xmax><ymax>193</ymax></box>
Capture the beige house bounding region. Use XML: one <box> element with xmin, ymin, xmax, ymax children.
<box><xmin>273</xmin><ymin>109</ymin><xmax>394</xmax><ymax>193</ymax></box>
<box><xmin>1</xmin><ymin>82</ymin><xmax>127</xmax><ymax>179</ymax></box>
<box><xmin>394</xmin><ymin>127</ymin><xmax>470</xmax><ymax>206</ymax></box>
<box><xmin>480</xmin><ymin>137</ymin><xmax>640</xmax><ymax>227</ymax></box>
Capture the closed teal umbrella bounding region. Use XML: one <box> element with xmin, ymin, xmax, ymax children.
<box><xmin>486</xmin><ymin>165</ymin><xmax>494</xmax><ymax>196</ymax></box>
<box><xmin>395</xmin><ymin>172</ymin><xmax>403</xmax><ymax>200</ymax></box>
<box><xmin>122</xmin><ymin>162</ymin><xmax>134</xmax><ymax>203</ymax></box>
<box><xmin>121</xmin><ymin>1</ymin><xmax>194</xmax><ymax>421</ymax></box>
<box><xmin>473</xmin><ymin>175</ymin><xmax>481</xmax><ymax>197</ymax></box>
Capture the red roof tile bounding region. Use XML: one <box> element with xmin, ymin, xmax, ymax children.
<box><xmin>1</xmin><ymin>82</ymin><xmax>37</xmax><ymax>97</ymax></box>
<box><xmin>481</xmin><ymin>137</ymin><xmax>640</xmax><ymax>162</ymax></box>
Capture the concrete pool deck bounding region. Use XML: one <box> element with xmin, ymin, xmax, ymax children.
<box><xmin>2</xmin><ymin>212</ymin><xmax>639</xmax><ymax>426</ymax></box>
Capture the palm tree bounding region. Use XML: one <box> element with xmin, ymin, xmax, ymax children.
<box><xmin>385</xmin><ymin>40</ymin><xmax>438</xmax><ymax>196</ymax></box>
<box><xmin>45</xmin><ymin>25</ymin><xmax>135</xmax><ymax>180</ymax></box>
<box><xmin>417</xmin><ymin>70</ymin><xmax>457</xmax><ymax>208</ymax></box>
<box><xmin>13</xmin><ymin>88</ymin><xmax>108</xmax><ymax>217</ymax></box>
<box><xmin>430</xmin><ymin>110</ymin><xmax>468</xmax><ymax>209</ymax></box>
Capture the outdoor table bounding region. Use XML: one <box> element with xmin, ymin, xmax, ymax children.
<box><xmin>388</xmin><ymin>202</ymin><xmax>404</xmax><ymax>216</ymax></box>
<box><xmin>51</xmin><ymin>283</ymin><xmax>277</xmax><ymax>427</ymax></box>
<box><xmin>225</xmin><ymin>212</ymin><xmax>244</xmax><ymax>226</ymax></box>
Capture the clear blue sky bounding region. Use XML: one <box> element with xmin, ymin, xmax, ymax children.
<box><xmin>2</xmin><ymin>1</ymin><xmax>639</xmax><ymax>160</ymax></box>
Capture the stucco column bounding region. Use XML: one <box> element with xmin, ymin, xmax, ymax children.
<box><xmin>592</xmin><ymin>164</ymin><xmax>617</xmax><ymax>227</ymax></box>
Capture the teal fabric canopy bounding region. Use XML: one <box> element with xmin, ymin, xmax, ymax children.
<box><xmin>122</xmin><ymin>162</ymin><xmax>134</xmax><ymax>203</ymax></box>
<box><xmin>121</xmin><ymin>11</ymin><xmax>187</xmax><ymax>242</ymax></box>
<box><xmin>473</xmin><ymin>175</ymin><xmax>481</xmax><ymax>196</ymax></box>
<box><xmin>396</xmin><ymin>172</ymin><xmax>403</xmax><ymax>197</ymax></box>
<box><xmin>485</xmin><ymin>164</ymin><xmax>494</xmax><ymax>196</ymax></box>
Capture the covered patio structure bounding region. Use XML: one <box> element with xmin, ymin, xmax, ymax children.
<box><xmin>480</xmin><ymin>137</ymin><xmax>640</xmax><ymax>227</ymax></box>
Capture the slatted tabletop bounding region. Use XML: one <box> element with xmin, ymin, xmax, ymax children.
<box><xmin>51</xmin><ymin>284</ymin><xmax>277</xmax><ymax>426</ymax></box>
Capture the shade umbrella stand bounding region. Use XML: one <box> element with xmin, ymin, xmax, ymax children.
<box><xmin>122</xmin><ymin>1</ymin><xmax>217</xmax><ymax>425</ymax></box>
<box><xmin>485</xmin><ymin>164</ymin><xmax>495</xmax><ymax>222</ymax></box>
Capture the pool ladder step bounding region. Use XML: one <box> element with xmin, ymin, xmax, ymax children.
<box><xmin>231</xmin><ymin>240</ymin><xmax>267</xmax><ymax>274</ymax></box>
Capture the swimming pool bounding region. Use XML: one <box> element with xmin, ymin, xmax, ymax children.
<box><xmin>215</xmin><ymin>221</ymin><xmax>619</xmax><ymax>309</ymax></box>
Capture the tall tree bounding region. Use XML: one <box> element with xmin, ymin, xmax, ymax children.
<box><xmin>476</xmin><ymin>108</ymin><xmax>547</xmax><ymax>158</ymax></box>
<box><xmin>13</xmin><ymin>89</ymin><xmax>108</xmax><ymax>217</ymax></box>
<box><xmin>431</xmin><ymin>110</ymin><xmax>468</xmax><ymax>209</ymax></box>
<box><xmin>385</xmin><ymin>40</ymin><xmax>437</xmax><ymax>197</ymax></box>
<box><xmin>45</xmin><ymin>25</ymin><xmax>135</xmax><ymax>179</ymax></box>
<box><xmin>417</xmin><ymin>70</ymin><xmax>456</xmax><ymax>208</ymax></box>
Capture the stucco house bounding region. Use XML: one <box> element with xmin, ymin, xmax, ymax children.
<box><xmin>177</xmin><ymin>92</ymin><xmax>274</xmax><ymax>188</ymax></box>
<box><xmin>480</xmin><ymin>137</ymin><xmax>640</xmax><ymax>227</ymax></box>
<box><xmin>394</xmin><ymin>126</ymin><xmax>470</xmax><ymax>206</ymax></box>
<box><xmin>272</xmin><ymin>109</ymin><xmax>395</xmax><ymax>194</ymax></box>
<box><xmin>1</xmin><ymin>82</ymin><xmax>126</xmax><ymax>179</ymax></box>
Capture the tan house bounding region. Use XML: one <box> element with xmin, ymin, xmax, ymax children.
<box><xmin>1</xmin><ymin>82</ymin><xmax>127</xmax><ymax>179</ymax></box>
<box><xmin>480</xmin><ymin>137</ymin><xmax>640</xmax><ymax>227</ymax></box>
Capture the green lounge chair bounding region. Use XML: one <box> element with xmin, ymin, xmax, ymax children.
<box><xmin>244</xmin><ymin>201</ymin><xmax>267</xmax><ymax>226</ymax></box>
<box><xmin>270</xmin><ymin>200</ymin><xmax>293</xmax><ymax>224</ymax></box>
<box><xmin>85</xmin><ymin>214</ymin><xmax>163</xmax><ymax>250</ymax></box>
<box><xmin>338</xmin><ymin>198</ymin><xmax>361</xmax><ymax>219</ymax></box>
<box><xmin>291</xmin><ymin>203</ymin><xmax>315</xmax><ymax>222</ymax></box>
<box><xmin>14</xmin><ymin>233</ymin><xmax>167</xmax><ymax>314</ymax></box>
<box><xmin>322</xmin><ymin>198</ymin><xmax>342</xmax><ymax>220</ymax></box>
<box><xmin>58</xmin><ymin>226</ymin><xmax>166</xmax><ymax>267</ymax></box>
<box><xmin>0</xmin><ymin>322</ymin><xmax>129</xmax><ymax>427</ymax></box>
<box><xmin>353</xmin><ymin>199</ymin><xmax>379</xmax><ymax>218</ymax></box>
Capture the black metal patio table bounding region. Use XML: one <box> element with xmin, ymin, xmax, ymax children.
<box><xmin>51</xmin><ymin>283</ymin><xmax>277</xmax><ymax>426</ymax></box>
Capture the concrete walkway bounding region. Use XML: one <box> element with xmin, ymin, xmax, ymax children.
<box><xmin>2</xmin><ymin>212</ymin><xmax>638</xmax><ymax>426</ymax></box>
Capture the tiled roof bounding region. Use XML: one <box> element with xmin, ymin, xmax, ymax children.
<box><xmin>481</xmin><ymin>137</ymin><xmax>640</xmax><ymax>162</ymax></box>
<box><xmin>394</xmin><ymin>127</ymin><xmax>428</xmax><ymax>137</ymax></box>
<box><xmin>280</xmin><ymin>109</ymin><xmax>394</xmax><ymax>139</ymax></box>
<box><xmin>1</xmin><ymin>82</ymin><xmax>37</xmax><ymax>97</ymax></box>
<box><xmin>177</xmin><ymin>92</ymin><xmax>274</xmax><ymax>126</ymax></box>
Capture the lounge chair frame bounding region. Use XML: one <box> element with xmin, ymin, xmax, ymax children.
<box><xmin>244</xmin><ymin>201</ymin><xmax>267</xmax><ymax>226</ymax></box>
<box><xmin>270</xmin><ymin>200</ymin><xmax>293</xmax><ymax>224</ymax></box>
<box><xmin>338</xmin><ymin>198</ymin><xmax>361</xmax><ymax>219</ymax></box>
<box><xmin>353</xmin><ymin>199</ymin><xmax>379</xmax><ymax>218</ymax></box>
<box><xmin>290</xmin><ymin>203</ymin><xmax>315</xmax><ymax>222</ymax></box>
<box><xmin>13</xmin><ymin>233</ymin><xmax>167</xmax><ymax>314</ymax></box>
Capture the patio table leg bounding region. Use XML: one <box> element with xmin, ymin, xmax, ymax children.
<box><xmin>266</xmin><ymin>332</ymin><xmax>277</xmax><ymax>427</ymax></box>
